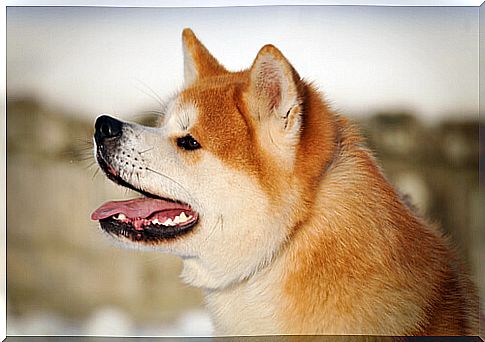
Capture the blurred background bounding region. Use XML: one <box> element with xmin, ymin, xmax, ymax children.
<box><xmin>6</xmin><ymin>5</ymin><xmax>482</xmax><ymax>336</ymax></box>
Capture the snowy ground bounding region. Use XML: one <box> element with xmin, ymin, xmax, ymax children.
<box><xmin>8</xmin><ymin>307</ymin><xmax>213</xmax><ymax>337</ymax></box>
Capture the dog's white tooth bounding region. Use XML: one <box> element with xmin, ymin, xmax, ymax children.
<box><xmin>173</xmin><ymin>216</ymin><xmax>181</xmax><ymax>224</ymax></box>
<box><xmin>152</xmin><ymin>218</ymin><xmax>160</xmax><ymax>224</ymax></box>
<box><xmin>164</xmin><ymin>218</ymin><xmax>174</xmax><ymax>226</ymax></box>
<box><xmin>187</xmin><ymin>215</ymin><xmax>193</xmax><ymax>220</ymax></box>
<box><xmin>118</xmin><ymin>213</ymin><xmax>126</xmax><ymax>220</ymax></box>
<box><xmin>179</xmin><ymin>212</ymin><xmax>188</xmax><ymax>222</ymax></box>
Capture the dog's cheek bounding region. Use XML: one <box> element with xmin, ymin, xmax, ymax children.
<box><xmin>175</xmin><ymin>154</ymin><xmax>288</xmax><ymax>289</ymax></box>
<box><xmin>174</xmin><ymin>146</ymin><xmax>202</xmax><ymax>165</ymax></box>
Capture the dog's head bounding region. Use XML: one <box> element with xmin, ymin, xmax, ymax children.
<box><xmin>92</xmin><ymin>29</ymin><xmax>337</xmax><ymax>289</ymax></box>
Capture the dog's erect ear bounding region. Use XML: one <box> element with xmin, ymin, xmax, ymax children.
<box><xmin>182</xmin><ymin>28</ymin><xmax>227</xmax><ymax>85</ymax></box>
<box><xmin>247</xmin><ymin>45</ymin><xmax>303</xmax><ymax>137</ymax></box>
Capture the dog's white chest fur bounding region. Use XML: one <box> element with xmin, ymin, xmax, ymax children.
<box><xmin>203</xmin><ymin>268</ymin><xmax>281</xmax><ymax>335</ymax></box>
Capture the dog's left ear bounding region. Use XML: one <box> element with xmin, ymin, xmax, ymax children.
<box><xmin>247</xmin><ymin>45</ymin><xmax>303</xmax><ymax>138</ymax></box>
<box><xmin>182</xmin><ymin>28</ymin><xmax>227</xmax><ymax>85</ymax></box>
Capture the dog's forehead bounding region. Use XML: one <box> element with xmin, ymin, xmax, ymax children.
<box><xmin>161</xmin><ymin>97</ymin><xmax>198</xmax><ymax>132</ymax></box>
<box><xmin>177</xmin><ymin>83</ymin><xmax>248</xmax><ymax>126</ymax></box>
<box><xmin>181</xmin><ymin>85</ymin><xmax>250</xmax><ymax>134</ymax></box>
<box><xmin>163</xmin><ymin>84</ymin><xmax>242</xmax><ymax>133</ymax></box>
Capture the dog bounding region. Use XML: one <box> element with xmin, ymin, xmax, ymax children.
<box><xmin>91</xmin><ymin>29</ymin><xmax>478</xmax><ymax>336</ymax></box>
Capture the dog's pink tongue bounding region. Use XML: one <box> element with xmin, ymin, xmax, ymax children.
<box><xmin>91</xmin><ymin>197</ymin><xmax>187</xmax><ymax>220</ymax></box>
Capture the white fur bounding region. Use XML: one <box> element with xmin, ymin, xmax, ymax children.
<box><xmin>101</xmin><ymin>101</ymin><xmax>291</xmax><ymax>291</ymax></box>
<box><xmin>204</xmin><ymin>265</ymin><xmax>282</xmax><ymax>335</ymax></box>
<box><xmin>183</xmin><ymin>42</ymin><xmax>198</xmax><ymax>86</ymax></box>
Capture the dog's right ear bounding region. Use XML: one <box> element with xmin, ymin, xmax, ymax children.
<box><xmin>182</xmin><ymin>28</ymin><xmax>227</xmax><ymax>85</ymax></box>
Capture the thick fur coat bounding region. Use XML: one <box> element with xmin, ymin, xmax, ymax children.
<box><xmin>92</xmin><ymin>29</ymin><xmax>479</xmax><ymax>336</ymax></box>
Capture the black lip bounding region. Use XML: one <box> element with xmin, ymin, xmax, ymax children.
<box><xmin>100</xmin><ymin>217</ymin><xmax>197</xmax><ymax>242</ymax></box>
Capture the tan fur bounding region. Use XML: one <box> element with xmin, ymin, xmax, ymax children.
<box><xmin>179</xmin><ymin>29</ymin><xmax>478</xmax><ymax>335</ymax></box>
<box><xmin>280</xmin><ymin>117</ymin><xmax>478</xmax><ymax>335</ymax></box>
<box><xmin>98</xmin><ymin>29</ymin><xmax>479</xmax><ymax>335</ymax></box>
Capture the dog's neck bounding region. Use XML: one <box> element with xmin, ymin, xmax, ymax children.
<box><xmin>190</xmin><ymin>117</ymin><xmax>444</xmax><ymax>336</ymax></box>
<box><xmin>185</xmin><ymin>118</ymin><xmax>354</xmax><ymax>335</ymax></box>
<box><xmin>202</xmin><ymin>255</ymin><xmax>286</xmax><ymax>335</ymax></box>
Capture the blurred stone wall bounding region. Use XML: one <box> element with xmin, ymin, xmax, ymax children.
<box><xmin>6</xmin><ymin>98</ymin><xmax>482</xmax><ymax>332</ymax></box>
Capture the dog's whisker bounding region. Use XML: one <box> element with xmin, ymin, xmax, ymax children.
<box><xmin>136</xmin><ymin>78</ymin><xmax>163</xmax><ymax>104</ymax></box>
<box><xmin>85</xmin><ymin>161</ymin><xmax>97</xmax><ymax>169</ymax></box>
<box><xmin>132</xmin><ymin>78</ymin><xmax>164</xmax><ymax>107</ymax></box>
<box><xmin>145</xmin><ymin>167</ymin><xmax>201</xmax><ymax>208</ymax></box>
<box><xmin>92</xmin><ymin>167</ymin><xmax>100</xmax><ymax>180</ymax></box>
<box><xmin>183</xmin><ymin>110</ymin><xmax>190</xmax><ymax>131</ymax></box>
<box><xmin>78</xmin><ymin>155</ymin><xmax>96</xmax><ymax>161</ymax></box>
<box><xmin>139</xmin><ymin>147</ymin><xmax>154</xmax><ymax>154</ymax></box>
<box><xmin>205</xmin><ymin>214</ymin><xmax>223</xmax><ymax>242</ymax></box>
<box><xmin>138</xmin><ymin>110</ymin><xmax>166</xmax><ymax>117</ymax></box>
<box><xmin>77</xmin><ymin>141</ymin><xmax>94</xmax><ymax>147</ymax></box>
<box><xmin>133</xmin><ymin>85</ymin><xmax>163</xmax><ymax>107</ymax></box>
<box><xmin>136</xmin><ymin>172</ymin><xmax>141</xmax><ymax>185</ymax></box>
<box><xmin>77</xmin><ymin>147</ymin><xmax>94</xmax><ymax>153</ymax></box>
<box><xmin>129</xmin><ymin>169</ymin><xmax>137</xmax><ymax>187</ymax></box>
<box><xmin>75</xmin><ymin>137</ymin><xmax>94</xmax><ymax>144</ymax></box>
<box><xmin>134</xmin><ymin>126</ymin><xmax>148</xmax><ymax>139</ymax></box>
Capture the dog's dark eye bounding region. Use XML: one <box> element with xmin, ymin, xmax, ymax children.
<box><xmin>177</xmin><ymin>134</ymin><xmax>201</xmax><ymax>151</ymax></box>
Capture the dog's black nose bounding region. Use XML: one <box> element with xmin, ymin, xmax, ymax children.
<box><xmin>94</xmin><ymin>115</ymin><xmax>123</xmax><ymax>143</ymax></box>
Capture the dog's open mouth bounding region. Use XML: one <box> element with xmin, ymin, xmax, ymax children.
<box><xmin>91</xmin><ymin>197</ymin><xmax>198</xmax><ymax>242</ymax></box>
<box><xmin>91</xmin><ymin>151</ymin><xmax>199</xmax><ymax>242</ymax></box>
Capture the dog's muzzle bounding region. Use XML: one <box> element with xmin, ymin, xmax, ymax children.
<box><xmin>92</xmin><ymin>114</ymin><xmax>200</xmax><ymax>243</ymax></box>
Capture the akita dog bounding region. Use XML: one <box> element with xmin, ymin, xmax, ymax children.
<box><xmin>91</xmin><ymin>29</ymin><xmax>478</xmax><ymax>336</ymax></box>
